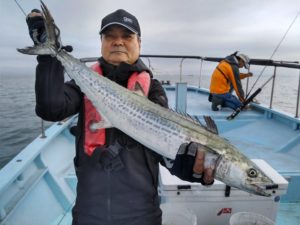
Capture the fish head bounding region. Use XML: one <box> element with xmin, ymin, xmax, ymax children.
<box><xmin>215</xmin><ymin>154</ymin><xmax>278</xmax><ymax>197</ymax></box>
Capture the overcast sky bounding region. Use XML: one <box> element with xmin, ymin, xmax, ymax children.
<box><xmin>0</xmin><ymin>0</ymin><xmax>299</xmax><ymax>75</ymax></box>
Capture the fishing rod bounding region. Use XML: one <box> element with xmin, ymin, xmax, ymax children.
<box><xmin>227</xmin><ymin>75</ymin><xmax>274</xmax><ymax>120</ymax></box>
<box><xmin>14</xmin><ymin>0</ymin><xmax>27</xmax><ymax>16</ymax></box>
<box><xmin>227</xmin><ymin>10</ymin><xmax>300</xmax><ymax>120</ymax></box>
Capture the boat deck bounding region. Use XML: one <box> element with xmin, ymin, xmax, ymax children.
<box><xmin>165</xmin><ymin>86</ymin><xmax>300</xmax><ymax>176</ymax></box>
<box><xmin>164</xmin><ymin>85</ymin><xmax>300</xmax><ymax>225</ymax></box>
<box><xmin>0</xmin><ymin>85</ymin><xmax>300</xmax><ymax>225</ymax></box>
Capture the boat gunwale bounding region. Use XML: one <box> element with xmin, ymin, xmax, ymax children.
<box><xmin>0</xmin><ymin>116</ymin><xmax>76</xmax><ymax>193</ymax></box>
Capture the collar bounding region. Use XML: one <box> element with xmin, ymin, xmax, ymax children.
<box><xmin>98</xmin><ymin>57</ymin><xmax>152</xmax><ymax>87</ymax></box>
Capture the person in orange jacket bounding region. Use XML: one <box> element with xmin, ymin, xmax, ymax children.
<box><xmin>209</xmin><ymin>52</ymin><xmax>253</xmax><ymax>111</ymax></box>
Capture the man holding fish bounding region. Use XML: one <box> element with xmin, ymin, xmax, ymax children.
<box><xmin>25</xmin><ymin>6</ymin><xmax>215</xmax><ymax>225</ymax></box>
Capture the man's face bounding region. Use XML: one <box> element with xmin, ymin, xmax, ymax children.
<box><xmin>101</xmin><ymin>25</ymin><xmax>141</xmax><ymax>66</ymax></box>
<box><xmin>238</xmin><ymin>59</ymin><xmax>245</xmax><ymax>68</ymax></box>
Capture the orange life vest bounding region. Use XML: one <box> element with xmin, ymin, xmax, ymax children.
<box><xmin>84</xmin><ymin>62</ymin><xmax>151</xmax><ymax>156</ymax></box>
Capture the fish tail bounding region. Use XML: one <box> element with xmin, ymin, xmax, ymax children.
<box><xmin>17</xmin><ymin>0</ymin><xmax>58</xmax><ymax>56</ymax></box>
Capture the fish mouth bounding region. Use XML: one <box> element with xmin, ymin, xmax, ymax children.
<box><xmin>265</xmin><ymin>184</ymin><xmax>279</xmax><ymax>190</ymax></box>
<box><xmin>251</xmin><ymin>183</ymin><xmax>279</xmax><ymax>197</ymax></box>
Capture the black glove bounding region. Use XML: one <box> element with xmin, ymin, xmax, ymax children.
<box><xmin>26</xmin><ymin>9</ymin><xmax>47</xmax><ymax>44</ymax></box>
<box><xmin>170</xmin><ymin>142</ymin><xmax>215</xmax><ymax>185</ymax></box>
<box><xmin>89</xmin><ymin>142</ymin><xmax>124</xmax><ymax>172</ymax></box>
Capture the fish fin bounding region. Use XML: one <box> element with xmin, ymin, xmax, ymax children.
<box><xmin>17</xmin><ymin>45</ymin><xmax>54</xmax><ymax>55</ymax></box>
<box><xmin>203</xmin><ymin>116</ymin><xmax>219</xmax><ymax>135</ymax></box>
<box><xmin>133</xmin><ymin>82</ymin><xmax>146</xmax><ymax>96</ymax></box>
<box><xmin>90</xmin><ymin>119</ymin><xmax>113</xmax><ymax>131</ymax></box>
<box><xmin>192</xmin><ymin>115</ymin><xmax>219</xmax><ymax>135</ymax></box>
<box><xmin>170</xmin><ymin>109</ymin><xmax>205</xmax><ymax>127</ymax></box>
<box><xmin>170</xmin><ymin>110</ymin><xmax>219</xmax><ymax>135</ymax></box>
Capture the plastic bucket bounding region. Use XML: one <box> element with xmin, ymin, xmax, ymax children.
<box><xmin>161</xmin><ymin>204</ymin><xmax>197</xmax><ymax>225</ymax></box>
<box><xmin>230</xmin><ymin>212</ymin><xmax>275</xmax><ymax>225</ymax></box>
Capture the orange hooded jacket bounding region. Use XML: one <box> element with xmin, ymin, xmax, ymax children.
<box><xmin>209</xmin><ymin>55</ymin><xmax>248</xmax><ymax>102</ymax></box>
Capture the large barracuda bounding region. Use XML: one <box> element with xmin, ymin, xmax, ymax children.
<box><xmin>18</xmin><ymin>1</ymin><xmax>278</xmax><ymax>196</ymax></box>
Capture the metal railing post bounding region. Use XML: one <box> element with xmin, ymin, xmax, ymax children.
<box><xmin>245</xmin><ymin>66</ymin><xmax>250</xmax><ymax>96</ymax></box>
<box><xmin>295</xmin><ymin>69</ymin><xmax>300</xmax><ymax>118</ymax></box>
<box><xmin>179</xmin><ymin>58</ymin><xmax>185</xmax><ymax>82</ymax></box>
<box><xmin>269</xmin><ymin>66</ymin><xmax>277</xmax><ymax>109</ymax></box>
<box><xmin>40</xmin><ymin>119</ymin><xmax>46</xmax><ymax>138</ymax></box>
<box><xmin>198</xmin><ymin>59</ymin><xmax>203</xmax><ymax>88</ymax></box>
<box><xmin>145</xmin><ymin>57</ymin><xmax>152</xmax><ymax>70</ymax></box>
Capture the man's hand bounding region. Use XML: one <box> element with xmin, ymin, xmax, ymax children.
<box><xmin>193</xmin><ymin>147</ymin><xmax>217</xmax><ymax>185</ymax></box>
<box><xmin>170</xmin><ymin>142</ymin><xmax>218</xmax><ymax>185</ymax></box>
<box><xmin>246</xmin><ymin>72</ymin><xmax>253</xmax><ymax>78</ymax></box>
<box><xmin>26</xmin><ymin>9</ymin><xmax>46</xmax><ymax>44</ymax></box>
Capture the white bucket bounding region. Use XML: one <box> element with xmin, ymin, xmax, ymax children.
<box><xmin>161</xmin><ymin>204</ymin><xmax>197</xmax><ymax>225</ymax></box>
<box><xmin>230</xmin><ymin>212</ymin><xmax>275</xmax><ymax>225</ymax></box>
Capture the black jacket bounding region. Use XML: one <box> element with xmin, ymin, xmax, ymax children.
<box><xmin>35</xmin><ymin>55</ymin><xmax>168</xmax><ymax>224</ymax></box>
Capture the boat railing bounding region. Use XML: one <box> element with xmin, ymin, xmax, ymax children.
<box><xmin>37</xmin><ymin>54</ymin><xmax>300</xmax><ymax>137</ymax></box>
<box><xmin>80</xmin><ymin>54</ymin><xmax>300</xmax><ymax>118</ymax></box>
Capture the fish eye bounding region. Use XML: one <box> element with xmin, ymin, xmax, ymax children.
<box><xmin>247</xmin><ymin>168</ymin><xmax>258</xmax><ymax>178</ymax></box>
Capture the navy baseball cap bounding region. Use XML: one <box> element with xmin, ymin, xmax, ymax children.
<box><xmin>99</xmin><ymin>9</ymin><xmax>141</xmax><ymax>36</ymax></box>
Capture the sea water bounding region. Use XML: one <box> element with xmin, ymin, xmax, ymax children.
<box><xmin>0</xmin><ymin>73</ymin><xmax>52</xmax><ymax>168</ymax></box>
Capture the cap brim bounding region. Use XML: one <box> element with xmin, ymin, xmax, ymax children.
<box><xmin>100</xmin><ymin>22</ymin><xmax>138</xmax><ymax>35</ymax></box>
